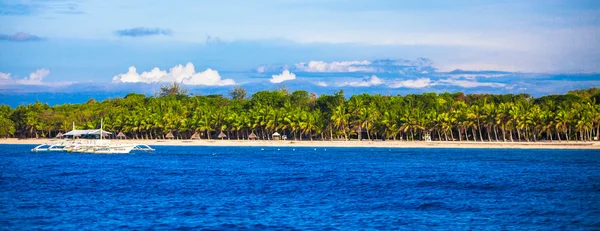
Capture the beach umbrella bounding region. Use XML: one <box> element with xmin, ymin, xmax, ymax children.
<box><xmin>218</xmin><ymin>131</ymin><xmax>227</xmax><ymax>140</ymax></box>
<box><xmin>165</xmin><ymin>132</ymin><xmax>174</xmax><ymax>139</ymax></box>
<box><xmin>55</xmin><ymin>132</ymin><xmax>64</xmax><ymax>138</ymax></box>
<box><xmin>117</xmin><ymin>132</ymin><xmax>126</xmax><ymax>139</ymax></box>
<box><xmin>248</xmin><ymin>132</ymin><xmax>258</xmax><ymax>140</ymax></box>
<box><xmin>190</xmin><ymin>132</ymin><xmax>200</xmax><ymax>140</ymax></box>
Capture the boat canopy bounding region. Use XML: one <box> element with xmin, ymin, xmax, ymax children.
<box><xmin>64</xmin><ymin>129</ymin><xmax>113</xmax><ymax>136</ymax></box>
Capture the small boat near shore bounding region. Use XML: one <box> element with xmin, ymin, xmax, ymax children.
<box><xmin>31</xmin><ymin>140</ymin><xmax>154</xmax><ymax>154</ymax></box>
<box><xmin>31</xmin><ymin>120</ymin><xmax>153</xmax><ymax>154</ymax></box>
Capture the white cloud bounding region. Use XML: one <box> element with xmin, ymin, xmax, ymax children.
<box><xmin>0</xmin><ymin>69</ymin><xmax>71</xmax><ymax>86</ymax></box>
<box><xmin>113</xmin><ymin>67</ymin><xmax>166</xmax><ymax>83</ymax></box>
<box><xmin>439</xmin><ymin>78</ymin><xmax>506</xmax><ymax>88</ymax></box>
<box><xmin>447</xmin><ymin>74</ymin><xmax>509</xmax><ymax>80</ymax></box>
<box><xmin>338</xmin><ymin>75</ymin><xmax>384</xmax><ymax>87</ymax></box>
<box><xmin>0</xmin><ymin>72</ymin><xmax>10</xmax><ymax>80</ymax></box>
<box><xmin>295</xmin><ymin>60</ymin><xmax>374</xmax><ymax>72</ymax></box>
<box><xmin>257</xmin><ymin>59</ymin><xmax>437</xmax><ymax>74</ymax></box>
<box><xmin>389</xmin><ymin>78</ymin><xmax>432</xmax><ymax>88</ymax></box>
<box><xmin>182</xmin><ymin>68</ymin><xmax>235</xmax><ymax>86</ymax></box>
<box><xmin>16</xmin><ymin>69</ymin><xmax>50</xmax><ymax>85</ymax></box>
<box><xmin>112</xmin><ymin>62</ymin><xmax>235</xmax><ymax>86</ymax></box>
<box><xmin>315</xmin><ymin>81</ymin><xmax>328</xmax><ymax>87</ymax></box>
<box><xmin>269</xmin><ymin>70</ymin><xmax>296</xmax><ymax>83</ymax></box>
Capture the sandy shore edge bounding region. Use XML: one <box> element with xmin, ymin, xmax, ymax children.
<box><xmin>1</xmin><ymin>138</ymin><xmax>599</xmax><ymax>149</ymax></box>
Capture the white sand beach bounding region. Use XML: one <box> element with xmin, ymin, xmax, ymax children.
<box><xmin>1</xmin><ymin>138</ymin><xmax>599</xmax><ymax>150</ymax></box>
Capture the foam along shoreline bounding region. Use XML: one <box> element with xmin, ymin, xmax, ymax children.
<box><xmin>1</xmin><ymin>138</ymin><xmax>599</xmax><ymax>150</ymax></box>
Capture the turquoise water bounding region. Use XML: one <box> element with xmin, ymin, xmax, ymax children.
<box><xmin>1</xmin><ymin>145</ymin><xmax>599</xmax><ymax>230</ymax></box>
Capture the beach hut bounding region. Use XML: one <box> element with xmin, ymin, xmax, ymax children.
<box><xmin>165</xmin><ymin>132</ymin><xmax>174</xmax><ymax>139</ymax></box>
<box><xmin>423</xmin><ymin>130</ymin><xmax>432</xmax><ymax>142</ymax></box>
<box><xmin>190</xmin><ymin>132</ymin><xmax>200</xmax><ymax>140</ymax></box>
<box><xmin>217</xmin><ymin>131</ymin><xmax>227</xmax><ymax>140</ymax></box>
<box><xmin>272</xmin><ymin>132</ymin><xmax>281</xmax><ymax>141</ymax></box>
<box><xmin>55</xmin><ymin>132</ymin><xmax>64</xmax><ymax>138</ymax></box>
<box><xmin>117</xmin><ymin>132</ymin><xmax>126</xmax><ymax>139</ymax></box>
<box><xmin>248</xmin><ymin>132</ymin><xmax>258</xmax><ymax>140</ymax></box>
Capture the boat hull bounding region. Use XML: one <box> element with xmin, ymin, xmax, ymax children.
<box><xmin>32</xmin><ymin>140</ymin><xmax>152</xmax><ymax>154</ymax></box>
<box><xmin>85</xmin><ymin>145</ymin><xmax>135</xmax><ymax>154</ymax></box>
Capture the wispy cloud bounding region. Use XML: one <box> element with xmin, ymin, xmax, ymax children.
<box><xmin>114</xmin><ymin>27</ymin><xmax>173</xmax><ymax>37</ymax></box>
<box><xmin>444</xmin><ymin>69</ymin><xmax>511</xmax><ymax>79</ymax></box>
<box><xmin>438</xmin><ymin>78</ymin><xmax>506</xmax><ymax>88</ymax></box>
<box><xmin>0</xmin><ymin>72</ymin><xmax>11</xmax><ymax>80</ymax></box>
<box><xmin>205</xmin><ymin>34</ymin><xmax>224</xmax><ymax>44</ymax></box>
<box><xmin>323</xmin><ymin>76</ymin><xmax>508</xmax><ymax>89</ymax></box>
<box><xmin>255</xmin><ymin>58</ymin><xmax>519</xmax><ymax>90</ymax></box>
<box><xmin>53</xmin><ymin>2</ymin><xmax>84</xmax><ymax>15</ymax></box>
<box><xmin>0</xmin><ymin>3</ymin><xmax>32</xmax><ymax>15</ymax></box>
<box><xmin>112</xmin><ymin>62</ymin><xmax>235</xmax><ymax>86</ymax></box>
<box><xmin>337</xmin><ymin>75</ymin><xmax>384</xmax><ymax>87</ymax></box>
<box><xmin>295</xmin><ymin>60</ymin><xmax>374</xmax><ymax>72</ymax></box>
<box><xmin>315</xmin><ymin>81</ymin><xmax>328</xmax><ymax>87</ymax></box>
<box><xmin>389</xmin><ymin>78</ymin><xmax>433</xmax><ymax>89</ymax></box>
<box><xmin>0</xmin><ymin>68</ymin><xmax>72</xmax><ymax>87</ymax></box>
<box><xmin>270</xmin><ymin>70</ymin><xmax>296</xmax><ymax>83</ymax></box>
<box><xmin>0</xmin><ymin>32</ymin><xmax>44</xmax><ymax>42</ymax></box>
<box><xmin>16</xmin><ymin>69</ymin><xmax>50</xmax><ymax>85</ymax></box>
<box><xmin>0</xmin><ymin>1</ymin><xmax>83</xmax><ymax>15</ymax></box>
<box><xmin>257</xmin><ymin>58</ymin><xmax>436</xmax><ymax>74</ymax></box>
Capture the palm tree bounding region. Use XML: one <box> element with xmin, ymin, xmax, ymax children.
<box><xmin>555</xmin><ymin>106</ymin><xmax>571</xmax><ymax>141</ymax></box>
<box><xmin>348</xmin><ymin>97</ymin><xmax>364</xmax><ymax>140</ymax></box>
<box><xmin>299</xmin><ymin>110</ymin><xmax>321</xmax><ymax>141</ymax></box>
<box><xmin>467</xmin><ymin>105</ymin><xmax>485</xmax><ymax>142</ymax></box>
<box><xmin>496</xmin><ymin>102</ymin><xmax>511</xmax><ymax>142</ymax></box>
<box><xmin>539</xmin><ymin>109</ymin><xmax>555</xmax><ymax>141</ymax></box>
<box><xmin>438</xmin><ymin>112</ymin><xmax>455</xmax><ymax>141</ymax></box>
<box><xmin>482</xmin><ymin>102</ymin><xmax>498</xmax><ymax>141</ymax></box>
<box><xmin>331</xmin><ymin>104</ymin><xmax>350</xmax><ymax>140</ymax></box>
<box><xmin>363</xmin><ymin>105</ymin><xmax>380</xmax><ymax>140</ymax></box>
<box><xmin>381</xmin><ymin>111</ymin><xmax>399</xmax><ymax>140</ymax></box>
<box><xmin>593</xmin><ymin>104</ymin><xmax>600</xmax><ymax>141</ymax></box>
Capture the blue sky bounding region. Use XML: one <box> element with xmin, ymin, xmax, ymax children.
<box><xmin>1</xmin><ymin>0</ymin><xmax>599</xmax><ymax>105</ymax></box>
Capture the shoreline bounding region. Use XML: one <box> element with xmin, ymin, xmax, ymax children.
<box><xmin>1</xmin><ymin>138</ymin><xmax>599</xmax><ymax>150</ymax></box>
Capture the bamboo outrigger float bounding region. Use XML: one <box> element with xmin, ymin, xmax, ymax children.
<box><xmin>31</xmin><ymin>120</ymin><xmax>154</xmax><ymax>154</ymax></box>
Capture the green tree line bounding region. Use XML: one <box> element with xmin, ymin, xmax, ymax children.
<box><xmin>1</xmin><ymin>86</ymin><xmax>599</xmax><ymax>142</ymax></box>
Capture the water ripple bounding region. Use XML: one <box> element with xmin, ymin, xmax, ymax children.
<box><xmin>0</xmin><ymin>145</ymin><xmax>599</xmax><ymax>230</ymax></box>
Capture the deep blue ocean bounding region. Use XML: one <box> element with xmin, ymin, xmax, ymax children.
<box><xmin>1</xmin><ymin>144</ymin><xmax>599</xmax><ymax>230</ymax></box>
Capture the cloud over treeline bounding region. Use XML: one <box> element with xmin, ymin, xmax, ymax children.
<box><xmin>112</xmin><ymin>62</ymin><xmax>235</xmax><ymax>86</ymax></box>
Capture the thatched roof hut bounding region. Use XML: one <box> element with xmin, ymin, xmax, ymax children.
<box><xmin>117</xmin><ymin>132</ymin><xmax>126</xmax><ymax>139</ymax></box>
<box><xmin>165</xmin><ymin>132</ymin><xmax>174</xmax><ymax>139</ymax></box>
<box><xmin>272</xmin><ymin>132</ymin><xmax>281</xmax><ymax>140</ymax></box>
<box><xmin>190</xmin><ymin>132</ymin><xmax>200</xmax><ymax>140</ymax></box>
<box><xmin>55</xmin><ymin>132</ymin><xmax>64</xmax><ymax>138</ymax></box>
<box><xmin>248</xmin><ymin>132</ymin><xmax>258</xmax><ymax>140</ymax></box>
<box><xmin>217</xmin><ymin>131</ymin><xmax>227</xmax><ymax>139</ymax></box>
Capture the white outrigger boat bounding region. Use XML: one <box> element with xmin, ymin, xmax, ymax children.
<box><xmin>32</xmin><ymin>120</ymin><xmax>154</xmax><ymax>154</ymax></box>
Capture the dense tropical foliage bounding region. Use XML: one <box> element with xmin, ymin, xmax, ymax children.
<box><xmin>2</xmin><ymin>86</ymin><xmax>600</xmax><ymax>142</ymax></box>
